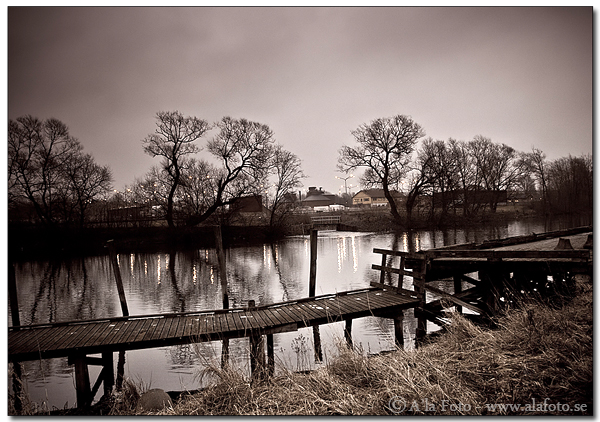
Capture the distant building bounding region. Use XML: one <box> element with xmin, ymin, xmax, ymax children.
<box><xmin>352</xmin><ymin>189</ymin><xmax>402</xmax><ymax>207</ymax></box>
<box><xmin>229</xmin><ymin>195</ymin><xmax>267</xmax><ymax>213</ymax></box>
<box><xmin>300</xmin><ymin>186</ymin><xmax>337</xmax><ymax>208</ymax></box>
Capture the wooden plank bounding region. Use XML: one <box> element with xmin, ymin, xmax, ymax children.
<box><xmin>372</xmin><ymin>264</ymin><xmax>424</xmax><ymax>281</ymax></box>
<box><xmin>427</xmin><ymin>249</ymin><xmax>590</xmax><ymax>259</ymax></box>
<box><xmin>229</xmin><ymin>311</ymin><xmax>246</xmax><ymax>333</ymax></box>
<box><xmin>273</xmin><ymin>305</ymin><xmax>301</xmax><ymax>326</ymax></box>
<box><xmin>298</xmin><ymin>301</ymin><xmax>326</xmax><ymax>321</ymax></box>
<box><xmin>222</xmin><ymin>311</ymin><xmax>237</xmax><ymax>334</ymax></box>
<box><xmin>147</xmin><ymin>317</ymin><xmax>170</xmax><ymax>342</ymax></box>
<box><xmin>28</xmin><ymin>324</ymin><xmax>77</xmax><ymax>354</ymax></box>
<box><xmin>201</xmin><ymin>315</ymin><xmax>214</xmax><ymax>335</ymax></box>
<box><xmin>182</xmin><ymin>316</ymin><xmax>196</xmax><ymax>339</ymax></box>
<box><xmin>240</xmin><ymin>311</ymin><xmax>260</xmax><ymax>330</ymax></box>
<box><xmin>166</xmin><ymin>317</ymin><xmax>183</xmax><ymax>340</ymax></box>
<box><xmin>106</xmin><ymin>320</ymin><xmax>135</xmax><ymax>347</ymax></box>
<box><xmin>46</xmin><ymin>324</ymin><xmax>88</xmax><ymax>352</ymax></box>
<box><xmin>426</xmin><ymin>286</ymin><xmax>484</xmax><ymax>310</ymax></box>
<box><xmin>174</xmin><ymin>316</ymin><xmax>189</xmax><ymax>339</ymax></box>
<box><xmin>424</xmin><ymin>284</ymin><xmax>486</xmax><ymax>315</ymax></box>
<box><xmin>261</xmin><ymin>308</ymin><xmax>289</xmax><ymax>328</ymax></box>
<box><xmin>126</xmin><ymin>318</ymin><xmax>156</xmax><ymax>345</ymax></box>
<box><xmin>141</xmin><ymin>318</ymin><xmax>163</xmax><ymax>342</ymax></box>
<box><xmin>266</xmin><ymin>306</ymin><xmax>296</xmax><ymax>325</ymax></box>
<box><xmin>75</xmin><ymin>321</ymin><xmax>119</xmax><ymax>349</ymax></box>
<box><xmin>324</xmin><ymin>296</ymin><xmax>355</xmax><ymax>317</ymax></box>
<box><xmin>247</xmin><ymin>309</ymin><xmax>270</xmax><ymax>330</ymax></box>
<box><xmin>78</xmin><ymin>321</ymin><xmax>120</xmax><ymax>349</ymax></box>
<box><xmin>9</xmin><ymin>326</ymin><xmax>57</xmax><ymax>354</ymax></box>
<box><xmin>69</xmin><ymin>321</ymin><xmax>110</xmax><ymax>350</ymax></box>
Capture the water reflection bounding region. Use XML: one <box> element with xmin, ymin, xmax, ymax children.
<box><xmin>9</xmin><ymin>216</ymin><xmax>589</xmax><ymax>409</ymax></box>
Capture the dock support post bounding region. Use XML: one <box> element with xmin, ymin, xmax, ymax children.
<box><xmin>309</xmin><ymin>229</ymin><xmax>318</xmax><ymax>297</ymax></box>
<box><xmin>415</xmin><ymin>257</ymin><xmax>427</xmax><ymax>343</ymax></box>
<box><xmin>248</xmin><ymin>300</ymin><xmax>266</xmax><ymax>382</ymax></box>
<box><xmin>453</xmin><ymin>274</ymin><xmax>463</xmax><ymax>313</ymax></box>
<box><xmin>267</xmin><ymin>334</ymin><xmax>275</xmax><ymax>377</ymax></box>
<box><xmin>102</xmin><ymin>352</ymin><xmax>114</xmax><ymax>397</ymax></box>
<box><xmin>312</xmin><ymin>326</ymin><xmax>323</xmax><ymax>362</ymax></box>
<box><xmin>215</xmin><ymin>226</ymin><xmax>230</xmax><ymax>369</ymax></box>
<box><xmin>107</xmin><ymin>240</ymin><xmax>129</xmax><ymax>317</ymax></box>
<box><xmin>71</xmin><ymin>354</ymin><xmax>92</xmax><ymax>408</ymax></box>
<box><xmin>394</xmin><ymin>311</ymin><xmax>404</xmax><ymax>348</ymax></box>
<box><xmin>344</xmin><ymin>319</ymin><xmax>353</xmax><ymax>348</ymax></box>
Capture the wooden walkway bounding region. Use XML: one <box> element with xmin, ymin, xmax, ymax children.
<box><xmin>8</xmin><ymin>288</ymin><xmax>418</xmax><ymax>363</ymax></box>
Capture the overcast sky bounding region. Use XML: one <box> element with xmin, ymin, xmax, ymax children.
<box><xmin>7</xmin><ymin>6</ymin><xmax>593</xmax><ymax>195</ymax></box>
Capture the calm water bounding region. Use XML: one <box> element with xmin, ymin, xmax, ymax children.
<box><xmin>9</xmin><ymin>216</ymin><xmax>589</xmax><ymax>410</ymax></box>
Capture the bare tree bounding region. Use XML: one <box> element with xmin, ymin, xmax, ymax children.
<box><xmin>186</xmin><ymin>117</ymin><xmax>276</xmax><ymax>226</ymax></box>
<box><xmin>468</xmin><ymin>135</ymin><xmax>524</xmax><ymax>212</ymax></box>
<box><xmin>267</xmin><ymin>145</ymin><xmax>305</xmax><ymax>227</ymax></box>
<box><xmin>8</xmin><ymin>115</ymin><xmax>111</xmax><ymax>227</ymax></box>
<box><xmin>522</xmin><ymin>147</ymin><xmax>551</xmax><ymax>211</ymax></box>
<box><xmin>62</xmin><ymin>153</ymin><xmax>113</xmax><ymax>227</ymax></box>
<box><xmin>338</xmin><ymin>115</ymin><xmax>425</xmax><ymax>225</ymax></box>
<box><xmin>547</xmin><ymin>154</ymin><xmax>592</xmax><ymax>214</ymax></box>
<box><xmin>142</xmin><ymin>111</ymin><xmax>210</xmax><ymax>228</ymax></box>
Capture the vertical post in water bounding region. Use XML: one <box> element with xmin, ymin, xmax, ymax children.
<box><xmin>267</xmin><ymin>333</ymin><xmax>275</xmax><ymax>377</ymax></box>
<box><xmin>344</xmin><ymin>319</ymin><xmax>353</xmax><ymax>348</ymax></box>
<box><xmin>248</xmin><ymin>300</ymin><xmax>266</xmax><ymax>382</ymax></box>
<box><xmin>107</xmin><ymin>240</ymin><xmax>129</xmax><ymax>317</ymax></box>
<box><xmin>309</xmin><ymin>229</ymin><xmax>318</xmax><ymax>297</ymax></box>
<box><xmin>394</xmin><ymin>312</ymin><xmax>404</xmax><ymax>348</ymax></box>
<box><xmin>214</xmin><ymin>226</ymin><xmax>230</xmax><ymax>368</ymax></box>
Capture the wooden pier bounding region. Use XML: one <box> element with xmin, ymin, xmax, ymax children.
<box><xmin>8</xmin><ymin>225</ymin><xmax>592</xmax><ymax>409</ymax></box>
<box><xmin>9</xmin><ymin>287</ymin><xmax>418</xmax><ymax>407</ymax></box>
<box><xmin>371</xmin><ymin>226</ymin><xmax>592</xmax><ymax>337</ymax></box>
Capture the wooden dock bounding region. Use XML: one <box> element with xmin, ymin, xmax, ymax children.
<box><xmin>8</xmin><ymin>225</ymin><xmax>592</xmax><ymax>409</ymax></box>
<box><xmin>8</xmin><ymin>288</ymin><xmax>418</xmax><ymax>363</ymax></box>
<box><xmin>372</xmin><ymin>226</ymin><xmax>592</xmax><ymax>336</ymax></box>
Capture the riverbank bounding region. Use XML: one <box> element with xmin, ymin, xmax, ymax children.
<box><xmin>47</xmin><ymin>275</ymin><xmax>589</xmax><ymax>416</ymax></box>
<box><xmin>9</xmin><ymin>206</ymin><xmax>589</xmax><ymax>262</ymax></box>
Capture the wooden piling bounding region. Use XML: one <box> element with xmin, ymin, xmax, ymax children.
<box><xmin>453</xmin><ymin>274</ymin><xmax>463</xmax><ymax>313</ymax></box>
<box><xmin>414</xmin><ymin>257</ymin><xmax>427</xmax><ymax>342</ymax></box>
<box><xmin>313</xmin><ymin>326</ymin><xmax>323</xmax><ymax>362</ymax></box>
<box><xmin>248</xmin><ymin>300</ymin><xmax>266</xmax><ymax>381</ymax></box>
<box><xmin>267</xmin><ymin>334</ymin><xmax>275</xmax><ymax>377</ymax></box>
<box><xmin>555</xmin><ymin>238</ymin><xmax>574</xmax><ymax>250</ymax></box>
<box><xmin>394</xmin><ymin>312</ymin><xmax>404</xmax><ymax>348</ymax></box>
<box><xmin>70</xmin><ymin>354</ymin><xmax>92</xmax><ymax>408</ymax></box>
<box><xmin>106</xmin><ymin>240</ymin><xmax>129</xmax><ymax>317</ymax></box>
<box><xmin>344</xmin><ymin>319</ymin><xmax>353</xmax><ymax>348</ymax></box>
<box><xmin>309</xmin><ymin>229</ymin><xmax>318</xmax><ymax>297</ymax></box>
<box><xmin>214</xmin><ymin>226</ymin><xmax>230</xmax><ymax>368</ymax></box>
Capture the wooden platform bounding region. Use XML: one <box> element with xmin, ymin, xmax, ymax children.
<box><xmin>8</xmin><ymin>288</ymin><xmax>419</xmax><ymax>363</ymax></box>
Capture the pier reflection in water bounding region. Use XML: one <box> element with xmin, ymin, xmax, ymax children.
<box><xmin>9</xmin><ymin>216</ymin><xmax>586</xmax><ymax>410</ymax></box>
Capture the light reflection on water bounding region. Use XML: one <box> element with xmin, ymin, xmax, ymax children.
<box><xmin>9</xmin><ymin>216</ymin><xmax>588</xmax><ymax>410</ymax></box>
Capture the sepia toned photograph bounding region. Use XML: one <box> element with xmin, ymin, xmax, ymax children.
<box><xmin>7</xmin><ymin>5</ymin><xmax>593</xmax><ymax>416</ymax></box>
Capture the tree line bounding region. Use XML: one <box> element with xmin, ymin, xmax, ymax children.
<box><xmin>8</xmin><ymin>112</ymin><xmax>591</xmax><ymax>230</ymax></box>
<box><xmin>338</xmin><ymin>115</ymin><xmax>592</xmax><ymax>228</ymax></box>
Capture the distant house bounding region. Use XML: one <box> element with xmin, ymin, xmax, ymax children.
<box><xmin>352</xmin><ymin>189</ymin><xmax>402</xmax><ymax>207</ymax></box>
<box><xmin>229</xmin><ymin>195</ymin><xmax>267</xmax><ymax>213</ymax></box>
<box><xmin>301</xmin><ymin>187</ymin><xmax>336</xmax><ymax>208</ymax></box>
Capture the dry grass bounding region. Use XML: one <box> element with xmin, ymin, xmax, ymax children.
<box><xmin>143</xmin><ymin>278</ymin><xmax>592</xmax><ymax>416</ymax></box>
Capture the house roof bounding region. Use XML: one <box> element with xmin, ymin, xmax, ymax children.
<box><xmin>353</xmin><ymin>189</ymin><xmax>401</xmax><ymax>199</ymax></box>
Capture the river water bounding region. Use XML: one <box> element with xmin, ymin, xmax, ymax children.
<box><xmin>8</xmin><ymin>215</ymin><xmax>589</xmax><ymax>411</ymax></box>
